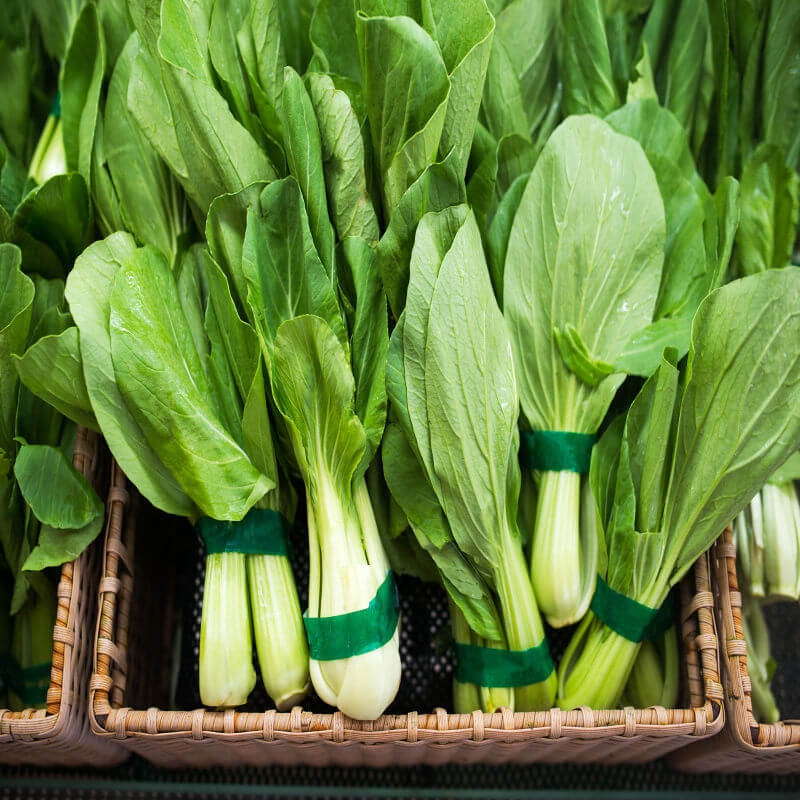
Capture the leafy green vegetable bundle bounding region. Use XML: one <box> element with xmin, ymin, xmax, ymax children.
<box><xmin>385</xmin><ymin>205</ymin><xmax>556</xmax><ymax>711</ymax></box>
<box><xmin>559</xmin><ymin>269</ymin><xmax>800</xmax><ymax>708</ymax></box>
<box><xmin>11</xmin><ymin>2</ymin><xmax>310</xmax><ymax>711</ymax></box>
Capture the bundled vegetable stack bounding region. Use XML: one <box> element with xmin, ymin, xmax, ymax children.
<box><xmin>4</xmin><ymin>0</ymin><xmax>800</xmax><ymax>723</ymax></box>
<box><xmin>0</xmin><ymin>0</ymin><xmax>106</xmax><ymax>711</ymax></box>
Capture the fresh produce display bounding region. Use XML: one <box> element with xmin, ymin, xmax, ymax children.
<box><xmin>3</xmin><ymin>0</ymin><xmax>800</xmax><ymax>726</ymax></box>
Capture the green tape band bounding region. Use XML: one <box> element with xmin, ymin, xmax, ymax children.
<box><xmin>51</xmin><ymin>91</ymin><xmax>61</xmax><ymax>119</ymax></box>
<box><xmin>196</xmin><ymin>509</ymin><xmax>290</xmax><ymax>557</ymax></box>
<box><xmin>454</xmin><ymin>641</ymin><xmax>554</xmax><ymax>688</ymax></box>
<box><xmin>590</xmin><ymin>575</ymin><xmax>674</xmax><ymax>643</ymax></box>
<box><xmin>520</xmin><ymin>430</ymin><xmax>597</xmax><ymax>473</ymax></box>
<box><xmin>304</xmin><ymin>571</ymin><xmax>399</xmax><ymax>661</ymax></box>
<box><xmin>0</xmin><ymin>655</ymin><xmax>50</xmax><ymax>707</ymax></box>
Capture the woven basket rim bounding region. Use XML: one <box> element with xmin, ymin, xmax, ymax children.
<box><xmin>713</xmin><ymin>529</ymin><xmax>800</xmax><ymax>753</ymax></box>
<box><xmin>90</xmin><ymin>462</ymin><xmax>724</xmax><ymax>746</ymax></box>
<box><xmin>0</xmin><ymin>427</ymin><xmax>97</xmax><ymax>742</ymax></box>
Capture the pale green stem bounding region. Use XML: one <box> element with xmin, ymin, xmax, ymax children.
<box><xmin>199</xmin><ymin>552</ymin><xmax>256</xmax><ymax>708</ymax></box>
<box><xmin>495</xmin><ymin>521</ymin><xmax>556</xmax><ymax>710</ymax></box>
<box><xmin>28</xmin><ymin>116</ymin><xmax>66</xmax><ymax>184</ymax></box>
<box><xmin>531</xmin><ymin>470</ymin><xmax>591</xmax><ymax>627</ymax></box>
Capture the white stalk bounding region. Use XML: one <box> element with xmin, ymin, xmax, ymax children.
<box><xmin>248</xmin><ymin>553</ymin><xmax>309</xmax><ymax>710</ymax></box>
<box><xmin>531</xmin><ymin>470</ymin><xmax>595</xmax><ymax>627</ymax></box>
<box><xmin>762</xmin><ymin>482</ymin><xmax>800</xmax><ymax>600</ymax></box>
<box><xmin>28</xmin><ymin>116</ymin><xmax>66</xmax><ymax>184</ymax></box>
<box><xmin>199</xmin><ymin>552</ymin><xmax>256</xmax><ymax>707</ymax></box>
<box><xmin>307</xmin><ymin>470</ymin><xmax>400</xmax><ymax>720</ymax></box>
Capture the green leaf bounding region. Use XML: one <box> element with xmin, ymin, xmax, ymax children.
<box><xmin>65</xmin><ymin>233</ymin><xmax>197</xmax><ymax>518</ymax></box>
<box><xmin>486</xmin><ymin>170</ymin><xmax>527</xmax><ymax>306</ymax></box>
<box><xmin>662</xmin><ymin>0</ymin><xmax>710</xmax><ymax>136</ymax></box>
<box><xmin>376</xmin><ymin>149</ymin><xmax>465</xmax><ymax>317</ymax></box>
<box><xmin>306</xmin><ymin>72</ymin><xmax>379</xmax><ymax>244</ymax></box>
<box><xmin>14</xmin><ymin>327</ymin><xmax>98</xmax><ymax>432</ymax></box>
<box><xmin>340</xmin><ymin>237</ymin><xmax>387</xmax><ymax>476</ymax></box>
<box><xmin>275</xmin><ymin>0</ymin><xmax>315</xmax><ymax>73</ymax></box>
<box><xmin>21</xmin><ymin>517</ymin><xmax>104</xmax><ymax>573</ymax></box>
<box><xmin>761</xmin><ymin>0</ymin><xmax>800</xmax><ymax>169</ymax></box>
<box><xmin>490</xmin><ymin>0</ymin><xmax>559</xmax><ymax>138</ymax></box>
<box><xmin>0</xmin><ymin>244</ymin><xmax>33</xmax><ymax>459</ymax></box>
<box><xmin>109</xmin><ymin>245</ymin><xmax>272</xmax><ymax>520</ymax></box>
<box><xmin>562</xmin><ymin>0</ymin><xmax>620</xmax><ymax>117</ymax></box>
<box><xmin>504</xmin><ymin>115</ymin><xmax>665</xmax><ymax>434</ymax></box>
<box><xmin>404</xmin><ymin>205</ymin><xmax>470</xmax><ymax>484</ymax></box>
<box><xmin>15</xmin><ymin>444</ymin><xmax>103</xmax><ymax>530</ymax></box>
<box><xmin>357</xmin><ymin>12</ymin><xmax>450</xmax><ymax>215</ymax></box>
<box><xmin>769</xmin><ymin>452</ymin><xmax>800</xmax><ymax>486</ymax></box>
<box><xmin>242</xmin><ymin>177</ymin><xmax>346</xmax><ymax>359</ymax></box>
<box><xmin>663</xmin><ymin>268</ymin><xmax>800</xmax><ymax>584</ymax></box>
<box><xmin>423</xmin><ymin>208</ymin><xmax>521</xmax><ymax>575</ymax></box>
<box><xmin>12</xmin><ymin>173</ymin><xmax>92</xmax><ymax>267</ymax></box>
<box><xmin>280</xmin><ymin>67</ymin><xmax>337</xmax><ymax>281</ymax></box>
<box><xmin>613</xmin><ymin>316</ymin><xmax>691</xmax><ymax>378</ymax></box>
<box><xmin>270</xmin><ymin>315</ymin><xmax>366</xmax><ymax>498</ymax></box>
<box><xmin>157</xmin><ymin>0</ymin><xmax>213</xmax><ymax>81</ymax></box>
<box><xmin>205</xmin><ymin>184</ymin><xmax>265</xmax><ymax>313</ymax></box>
<box><xmin>309</xmin><ymin>0</ymin><xmax>361</xmax><ymax>83</ymax></box>
<box><xmin>421</xmin><ymin>0</ymin><xmax>494</xmax><ymax>179</ymax></box>
<box><xmin>554</xmin><ymin>324</ymin><xmax>617</xmax><ymax>387</ymax></box>
<box><xmin>61</xmin><ymin>2</ymin><xmax>106</xmax><ymax>186</ymax></box>
<box><xmin>106</xmin><ymin>33</ymin><xmax>185</xmax><ymax>261</ymax></box>
<box><xmin>735</xmin><ymin>143</ymin><xmax>799</xmax><ymax>275</ymax></box>
<box><xmin>382</xmin><ymin>423</ymin><xmax>502</xmax><ymax>641</ymax></box>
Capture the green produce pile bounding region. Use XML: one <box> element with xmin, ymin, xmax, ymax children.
<box><xmin>2</xmin><ymin>0</ymin><xmax>799</xmax><ymax>722</ymax></box>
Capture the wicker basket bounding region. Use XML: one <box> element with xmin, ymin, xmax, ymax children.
<box><xmin>90</xmin><ymin>463</ymin><xmax>724</xmax><ymax>768</ymax></box>
<box><xmin>0</xmin><ymin>428</ymin><xmax>126</xmax><ymax>766</ymax></box>
<box><xmin>672</xmin><ymin>529</ymin><xmax>800</xmax><ymax>773</ymax></box>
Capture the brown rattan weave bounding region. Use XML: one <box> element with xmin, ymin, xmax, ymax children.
<box><xmin>672</xmin><ymin>528</ymin><xmax>800</xmax><ymax>773</ymax></box>
<box><xmin>0</xmin><ymin>428</ymin><xmax>126</xmax><ymax>766</ymax></box>
<box><xmin>90</xmin><ymin>463</ymin><xmax>724</xmax><ymax>767</ymax></box>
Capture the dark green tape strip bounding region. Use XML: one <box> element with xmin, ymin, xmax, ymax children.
<box><xmin>590</xmin><ymin>575</ymin><xmax>674</xmax><ymax>643</ymax></box>
<box><xmin>51</xmin><ymin>91</ymin><xmax>61</xmax><ymax>119</ymax></box>
<box><xmin>304</xmin><ymin>572</ymin><xmax>399</xmax><ymax>661</ymax></box>
<box><xmin>0</xmin><ymin>655</ymin><xmax>50</xmax><ymax>707</ymax></box>
<box><xmin>520</xmin><ymin>430</ymin><xmax>596</xmax><ymax>473</ymax></box>
<box><xmin>196</xmin><ymin>509</ymin><xmax>290</xmax><ymax>557</ymax></box>
<box><xmin>454</xmin><ymin>641</ymin><xmax>554</xmax><ymax>688</ymax></box>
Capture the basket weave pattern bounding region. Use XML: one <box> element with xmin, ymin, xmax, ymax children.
<box><xmin>0</xmin><ymin>428</ymin><xmax>125</xmax><ymax>766</ymax></box>
<box><xmin>90</xmin><ymin>464</ymin><xmax>724</xmax><ymax>768</ymax></box>
<box><xmin>674</xmin><ymin>529</ymin><xmax>800</xmax><ymax>773</ymax></box>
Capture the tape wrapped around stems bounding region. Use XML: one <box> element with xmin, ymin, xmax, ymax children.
<box><xmin>454</xmin><ymin>640</ymin><xmax>554</xmax><ymax>687</ymax></box>
<box><xmin>590</xmin><ymin>574</ymin><xmax>674</xmax><ymax>643</ymax></box>
<box><xmin>195</xmin><ymin>508</ymin><xmax>290</xmax><ymax>556</ymax></box>
<box><xmin>520</xmin><ymin>429</ymin><xmax>597</xmax><ymax>473</ymax></box>
<box><xmin>51</xmin><ymin>91</ymin><xmax>61</xmax><ymax>119</ymax></box>
<box><xmin>304</xmin><ymin>571</ymin><xmax>400</xmax><ymax>661</ymax></box>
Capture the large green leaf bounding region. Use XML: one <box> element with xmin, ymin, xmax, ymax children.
<box><xmin>12</xmin><ymin>173</ymin><xmax>92</xmax><ymax>267</ymax></box>
<box><xmin>14</xmin><ymin>444</ymin><xmax>102</xmax><ymax>530</ymax></box>
<box><xmin>663</xmin><ymin>268</ymin><xmax>800</xmax><ymax>585</ymax></box>
<box><xmin>280</xmin><ymin>67</ymin><xmax>337</xmax><ymax>280</ymax></box>
<box><xmin>306</xmin><ymin>72</ymin><xmax>379</xmax><ymax>244</ymax></box>
<box><xmin>106</xmin><ymin>33</ymin><xmax>185</xmax><ymax>260</ymax></box>
<box><xmin>61</xmin><ymin>2</ymin><xmax>105</xmax><ymax>187</ymax></box>
<box><xmin>0</xmin><ymin>244</ymin><xmax>33</xmax><ymax>453</ymax></box>
<box><xmin>735</xmin><ymin>143</ymin><xmax>799</xmax><ymax>275</ymax></box>
<box><xmin>421</xmin><ymin>0</ymin><xmax>494</xmax><ymax>179</ymax></box>
<box><xmin>339</xmin><ymin>237</ymin><xmax>387</xmax><ymax>476</ymax></box>
<box><xmin>423</xmin><ymin>208</ymin><xmax>521</xmax><ymax>573</ymax></box>
<box><xmin>14</xmin><ymin>327</ymin><xmax>98</xmax><ymax>432</ymax></box>
<box><xmin>270</xmin><ymin>315</ymin><xmax>366</xmax><ymax>499</ymax></box>
<box><xmin>65</xmin><ymin>233</ymin><xmax>196</xmax><ymax>517</ymax></box>
<box><xmin>504</xmin><ymin>115</ymin><xmax>665</xmax><ymax>434</ymax></box>
<box><xmin>241</xmin><ymin>177</ymin><xmax>345</xmax><ymax>359</ymax></box>
<box><xmin>381</xmin><ymin>422</ymin><xmax>502</xmax><ymax>641</ymax></box>
<box><xmin>562</xmin><ymin>0</ymin><xmax>619</xmax><ymax>117</ymax></box>
<box><xmin>357</xmin><ymin>12</ymin><xmax>450</xmax><ymax>215</ymax></box>
<box><xmin>376</xmin><ymin>149</ymin><xmax>465</xmax><ymax>317</ymax></box>
<box><xmin>109</xmin><ymin>245</ymin><xmax>272</xmax><ymax>520</ymax></box>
